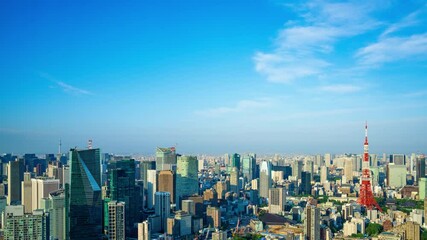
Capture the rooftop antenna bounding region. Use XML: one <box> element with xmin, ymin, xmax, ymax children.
<box><xmin>88</xmin><ymin>139</ymin><xmax>93</xmax><ymax>150</ymax></box>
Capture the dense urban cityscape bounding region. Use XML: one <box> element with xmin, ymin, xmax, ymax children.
<box><xmin>0</xmin><ymin>125</ymin><xmax>425</xmax><ymax>239</ymax></box>
<box><xmin>2</xmin><ymin>0</ymin><xmax>427</xmax><ymax>240</ymax></box>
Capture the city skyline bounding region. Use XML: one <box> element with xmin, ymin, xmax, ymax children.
<box><xmin>1</xmin><ymin>1</ymin><xmax>427</xmax><ymax>154</ymax></box>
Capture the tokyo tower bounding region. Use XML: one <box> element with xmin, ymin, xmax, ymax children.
<box><xmin>357</xmin><ymin>122</ymin><xmax>382</xmax><ymax>211</ymax></box>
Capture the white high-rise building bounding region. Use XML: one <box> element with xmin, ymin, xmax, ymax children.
<box><xmin>31</xmin><ymin>178</ymin><xmax>60</xmax><ymax>210</ymax></box>
<box><xmin>259</xmin><ymin>161</ymin><xmax>271</xmax><ymax>198</ymax></box>
<box><xmin>147</xmin><ymin>170</ymin><xmax>157</xmax><ymax>209</ymax></box>
<box><xmin>324</xmin><ymin>153</ymin><xmax>331</xmax><ymax>167</ymax></box>
<box><xmin>320</xmin><ymin>166</ymin><xmax>328</xmax><ymax>184</ymax></box>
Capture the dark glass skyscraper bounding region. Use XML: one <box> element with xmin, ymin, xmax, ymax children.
<box><xmin>301</xmin><ymin>171</ymin><xmax>312</xmax><ymax>195</ymax></box>
<box><xmin>69</xmin><ymin>148</ymin><xmax>102</xmax><ymax>239</ymax></box>
<box><xmin>108</xmin><ymin>158</ymin><xmax>136</xmax><ymax>236</ymax></box>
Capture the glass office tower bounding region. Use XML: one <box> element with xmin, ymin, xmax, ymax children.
<box><xmin>69</xmin><ymin>148</ymin><xmax>102</xmax><ymax>239</ymax></box>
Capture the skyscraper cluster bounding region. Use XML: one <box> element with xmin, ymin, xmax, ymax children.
<box><xmin>0</xmin><ymin>124</ymin><xmax>425</xmax><ymax>240</ymax></box>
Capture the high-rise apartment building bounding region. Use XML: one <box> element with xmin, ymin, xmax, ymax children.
<box><xmin>268</xmin><ymin>187</ymin><xmax>286</xmax><ymax>214</ymax></box>
<box><xmin>292</xmin><ymin>160</ymin><xmax>303</xmax><ymax>180</ymax></box>
<box><xmin>304</xmin><ymin>205</ymin><xmax>320</xmax><ymax>240</ymax></box>
<box><xmin>3</xmin><ymin>206</ymin><xmax>49</xmax><ymax>240</ymax></box>
<box><xmin>69</xmin><ymin>148</ymin><xmax>102</xmax><ymax>239</ymax></box>
<box><xmin>176</xmin><ymin>156</ymin><xmax>198</xmax><ymax>207</ymax></box>
<box><xmin>320</xmin><ymin>166</ymin><xmax>328</xmax><ymax>184</ymax></box>
<box><xmin>344</xmin><ymin>158</ymin><xmax>353</xmax><ymax>183</ymax></box>
<box><xmin>108</xmin><ymin>201</ymin><xmax>126</xmax><ymax>240</ymax></box>
<box><xmin>324</xmin><ymin>153</ymin><xmax>331</xmax><ymax>167</ymax></box>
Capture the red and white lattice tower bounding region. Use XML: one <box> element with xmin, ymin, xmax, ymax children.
<box><xmin>357</xmin><ymin>122</ymin><xmax>382</xmax><ymax>211</ymax></box>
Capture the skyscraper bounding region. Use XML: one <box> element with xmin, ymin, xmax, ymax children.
<box><xmin>268</xmin><ymin>187</ymin><xmax>286</xmax><ymax>214</ymax></box>
<box><xmin>230</xmin><ymin>167</ymin><xmax>239</xmax><ymax>193</ymax></box>
<box><xmin>69</xmin><ymin>148</ymin><xmax>102</xmax><ymax>239</ymax></box>
<box><xmin>21</xmin><ymin>172</ymin><xmax>32</xmax><ymax>213</ymax></box>
<box><xmin>344</xmin><ymin>158</ymin><xmax>353</xmax><ymax>183</ymax></box>
<box><xmin>304</xmin><ymin>205</ymin><xmax>320</xmax><ymax>240</ymax></box>
<box><xmin>156</xmin><ymin>147</ymin><xmax>176</xmax><ymax>171</ymax></box>
<box><xmin>230</xmin><ymin>153</ymin><xmax>241</xmax><ymax>172</ymax></box>
<box><xmin>108</xmin><ymin>201</ymin><xmax>126</xmax><ymax>240</ymax></box>
<box><xmin>320</xmin><ymin>166</ymin><xmax>328</xmax><ymax>184</ymax></box>
<box><xmin>301</xmin><ymin>171</ymin><xmax>312</xmax><ymax>195</ymax></box>
<box><xmin>303</xmin><ymin>160</ymin><xmax>314</xmax><ymax>181</ymax></box>
<box><xmin>416</xmin><ymin>155</ymin><xmax>426</xmax><ymax>184</ymax></box>
<box><xmin>31</xmin><ymin>178</ymin><xmax>60</xmax><ymax>211</ymax></box>
<box><xmin>259</xmin><ymin>160</ymin><xmax>272</xmax><ymax>198</ymax></box>
<box><xmin>7</xmin><ymin>159</ymin><xmax>24</xmax><ymax>205</ymax></box>
<box><xmin>158</xmin><ymin>170</ymin><xmax>175</xmax><ymax>204</ymax></box>
<box><xmin>41</xmin><ymin>189</ymin><xmax>66</xmax><ymax>240</ymax></box>
<box><xmin>292</xmin><ymin>160</ymin><xmax>303</xmax><ymax>180</ymax></box>
<box><xmin>242</xmin><ymin>154</ymin><xmax>256</xmax><ymax>181</ymax></box>
<box><xmin>139</xmin><ymin>161</ymin><xmax>156</xmax><ymax>188</ymax></box>
<box><xmin>108</xmin><ymin>158</ymin><xmax>137</xmax><ymax>234</ymax></box>
<box><xmin>176</xmin><ymin>156</ymin><xmax>198</xmax><ymax>208</ymax></box>
<box><xmin>155</xmin><ymin>192</ymin><xmax>171</xmax><ymax>233</ymax></box>
<box><xmin>146</xmin><ymin>169</ymin><xmax>157</xmax><ymax>209</ymax></box>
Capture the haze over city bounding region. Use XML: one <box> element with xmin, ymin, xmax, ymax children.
<box><xmin>1</xmin><ymin>0</ymin><xmax>427</xmax><ymax>154</ymax></box>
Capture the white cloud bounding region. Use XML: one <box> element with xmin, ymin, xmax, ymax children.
<box><xmin>196</xmin><ymin>98</ymin><xmax>273</xmax><ymax>117</ymax></box>
<box><xmin>381</xmin><ymin>5</ymin><xmax>427</xmax><ymax>38</ymax></box>
<box><xmin>319</xmin><ymin>84</ymin><xmax>362</xmax><ymax>93</ymax></box>
<box><xmin>56</xmin><ymin>81</ymin><xmax>93</xmax><ymax>95</ymax></box>
<box><xmin>356</xmin><ymin>33</ymin><xmax>427</xmax><ymax>65</ymax></box>
<box><xmin>254</xmin><ymin>1</ymin><xmax>380</xmax><ymax>83</ymax></box>
<box><xmin>254</xmin><ymin>52</ymin><xmax>329</xmax><ymax>83</ymax></box>
<box><xmin>356</xmin><ymin>4</ymin><xmax>427</xmax><ymax>66</ymax></box>
<box><xmin>40</xmin><ymin>72</ymin><xmax>93</xmax><ymax>95</ymax></box>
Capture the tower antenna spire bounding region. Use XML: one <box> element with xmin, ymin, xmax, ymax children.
<box><xmin>358</xmin><ymin>121</ymin><xmax>382</xmax><ymax>211</ymax></box>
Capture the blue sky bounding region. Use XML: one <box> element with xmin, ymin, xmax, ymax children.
<box><xmin>1</xmin><ymin>0</ymin><xmax>426</xmax><ymax>155</ymax></box>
